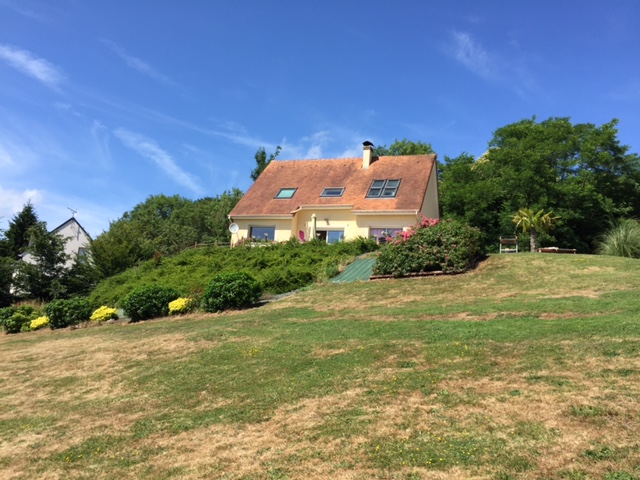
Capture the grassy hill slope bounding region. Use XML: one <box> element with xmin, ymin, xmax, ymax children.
<box><xmin>89</xmin><ymin>239</ymin><xmax>377</xmax><ymax>307</ymax></box>
<box><xmin>2</xmin><ymin>253</ymin><xmax>640</xmax><ymax>479</ymax></box>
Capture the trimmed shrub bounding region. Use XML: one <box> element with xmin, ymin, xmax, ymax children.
<box><xmin>45</xmin><ymin>297</ymin><xmax>92</xmax><ymax>329</ymax></box>
<box><xmin>373</xmin><ymin>217</ymin><xmax>482</xmax><ymax>277</ymax></box>
<box><xmin>202</xmin><ymin>272</ymin><xmax>262</xmax><ymax>313</ymax></box>
<box><xmin>90</xmin><ymin>306</ymin><xmax>119</xmax><ymax>322</ymax></box>
<box><xmin>30</xmin><ymin>316</ymin><xmax>50</xmax><ymax>330</ymax></box>
<box><xmin>45</xmin><ymin>300</ymin><xmax>67</xmax><ymax>329</ymax></box>
<box><xmin>5</xmin><ymin>312</ymin><xmax>31</xmax><ymax>333</ymax></box>
<box><xmin>0</xmin><ymin>305</ymin><xmax>40</xmax><ymax>334</ymax></box>
<box><xmin>168</xmin><ymin>297</ymin><xmax>195</xmax><ymax>315</ymax></box>
<box><xmin>121</xmin><ymin>285</ymin><xmax>180</xmax><ymax>322</ymax></box>
<box><xmin>65</xmin><ymin>297</ymin><xmax>93</xmax><ymax>325</ymax></box>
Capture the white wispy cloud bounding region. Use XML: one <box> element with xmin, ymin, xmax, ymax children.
<box><xmin>0</xmin><ymin>44</ymin><xmax>64</xmax><ymax>89</ymax></box>
<box><xmin>102</xmin><ymin>39</ymin><xmax>174</xmax><ymax>86</ymax></box>
<box><xmin>0</xmin><ymin>186</ymin><xmax>44</xmax><ymax>228</ymax></box>
<box><xmin>0</xmin><ymin>142</ymin><xmax>14</xmax><ymax>167</ymax></box>
<box><xmin>114</xmin><ymin>128</ymin><xmax>203</xmax><ymax>195</ymax></box>
<box><xmin>90</xmin><ymin>120</ymin><xmax>112</xmax><ymax>169</ymax></box>
<box><xmin>279</xmin><ymin>128</ymin><xmax>370</xmax><ymax>160</ymax></box>
<box><xmin>450</xmin><ymin>31</ymin><xmax>498</xmax><ymax>80</ymax></box>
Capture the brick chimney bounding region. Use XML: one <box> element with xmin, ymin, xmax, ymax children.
<box><xmin>362</xmin><ymin>141</ymin><xmax>374</xmax><ymax>169</ymax></box>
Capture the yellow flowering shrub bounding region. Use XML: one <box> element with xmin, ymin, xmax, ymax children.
<box><xmin>168</xmin><ymin>297</ymin><xmax>194</xmax><ymax>315</ymax></box>
<box><xmin>90</xmin><ymin>306</ymin><xmax>119</xmax><ymax>322</ymax></box>
<box><xmin>30</xmin><ymin>316</ymin><xmax>50</xmax><ymax>330</ymax></box>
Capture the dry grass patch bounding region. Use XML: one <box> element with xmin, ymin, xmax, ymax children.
<box><xmin>142</xmin><ymin>389</ymin><xmax>373</xmax><ymax>479</ymax></box>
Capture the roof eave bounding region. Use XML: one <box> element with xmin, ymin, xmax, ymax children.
<box><xmin>229</xmin><ymin>214</ymin><xmax>293</xmax><ymax>219</ymax></box>
<box><xmin>353</xmin><ymin>209</ymin><xmax>420</xmax><ymax>216</ymax></box>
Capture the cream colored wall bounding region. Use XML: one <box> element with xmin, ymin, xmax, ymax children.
<box><xmin>295</xmin><ymin>209</ymin><xmax>355</xmax><ymax>241</ymax></box>
<box><xmin>233</xmin><ymin>211</ymin><xmax>423</xmax><ymax>244</ymax></box>
<box><xmin>232</xmin><ymin>218</ymin><xmax>294</xmax><ymax>244</ymax></box>
<box><xmin>420</xmin><ymin>162</ymin><xmax>440</xmax><ymax>219</ymax></box>
<box><xmin>354</xmin><ymin>214</ymin><xmax>418</xmax><ymax>238</ymax></box>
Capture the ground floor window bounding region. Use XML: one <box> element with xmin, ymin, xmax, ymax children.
<box><xmin>315</xmin><ymin>230</ymin><xmax>344</xmax><ymax>244</ymax></box>
<box><xmin>250</xmin><ymin>226</ymin><xmax>275</xmax><ymax>241</ymax></box>
<box><xmin>370</xmin><ymin>227</ymin><xmax>403</xmax><ymax>243</ymax></box>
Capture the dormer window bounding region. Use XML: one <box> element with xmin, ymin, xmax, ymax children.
<box><xmin>366</xmin><ymin>179</ymin><xmax>400</xmax><ymax>198</ymax></box>
<box><xmin>320</xmin><ymin>187</ymin><xmax>345</xmax><ymax>197</ymax></box>
<box><xmin>275</xmin><ymin>188</ymin><xmax>297</xmax><ymax>199</ymax></box>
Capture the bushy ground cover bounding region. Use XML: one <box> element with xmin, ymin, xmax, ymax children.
<box><xmin>2</xmin><ymin>253</ymin><xmax>640</xmax><ymax>479</ymax></box>
<box><xmin>89</xmin><ymin>238</ymin><xmax>378</xmax><ymax>307</ymax></box>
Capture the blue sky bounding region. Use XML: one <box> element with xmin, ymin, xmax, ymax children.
<box><xmin>1</xmin><ymin>1</ymin><xmax>639</xmax><ymax>237</ymax></box>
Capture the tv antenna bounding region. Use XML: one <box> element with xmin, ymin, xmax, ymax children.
<box><xmin>67</xmin><ymin>207</ymin><xmax>77</xmax><ymax>217</ymax></box>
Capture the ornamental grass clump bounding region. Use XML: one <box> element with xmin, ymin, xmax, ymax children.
<box><xmin>596</xmin><ymin>218</ymin><xmax>640</xmax><ymax>258</ymax></box>
<box><xmin>30</xmin><ymin>316</ymin><xmax>50</xmax><ymax>330</ymax></box>
<box><xmin>168</xmin><ymin>297</ymin><xmax>195</xmax><ymax>315</ymax></box>
<box><xmin>373</xmin><ymin>217</ymin><xmax>482</xmax><ymax>277</ymax></box>
<box><xmin>90</xmin><ymin>306</ymin><xmax>119</xmax><ymax>322</ymax></box>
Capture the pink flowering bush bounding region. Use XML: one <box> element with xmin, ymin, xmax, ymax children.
<box><xmin>373</xmin><ymin>217</ymin><xmax>482</xmax><ymax>277</ymax></box>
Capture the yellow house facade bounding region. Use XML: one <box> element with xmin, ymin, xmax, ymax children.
<box><xmin>229</xmin><ymin>143</ymin><xmax>440</xmax><ymax>245</ymax></box>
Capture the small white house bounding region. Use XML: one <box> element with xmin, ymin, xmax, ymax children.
<box><xmin>21</xmin><ymin>217</ymin><xmax>92</xmax><ymax>268</ymax></box>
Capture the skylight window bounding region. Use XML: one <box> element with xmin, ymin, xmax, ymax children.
<box><xmin>275</xmin><ymin>188</ymin><xmax>297</xmax><ymax>199</ymax></box>
<box><xmin>366</xmin><ymin>179</ymin><xmax>401</xmax><ymax>198</ymax></box>
<box><xmin>320</xmin><ymin>187</ymin><xmax>345</xmax><ymax>197</ymax></box>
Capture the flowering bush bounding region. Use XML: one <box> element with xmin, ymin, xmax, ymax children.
<box><xmin>373</xmin><ymin>217</ymin><xmax>482</xmax><ymax>277</ymax></box>
<box><xmin>90</xmin><ymin>306</ymin><xmax>119</xmax><ymax>322</ymax></box>
<box><xmin>30</xmin><ymin>316</ymin><xmax>50</xmax><ymax>330</ymax></box>
<box><xmin>168</xmin><ymin>297</ymin><xmax>195</xmax><ymax>315</ymax></box>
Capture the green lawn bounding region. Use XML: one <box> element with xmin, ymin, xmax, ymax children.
<box><xmin>1</xmin><ymin>253</ymin><xmax>640</xmax><ymax>479</ymax></box>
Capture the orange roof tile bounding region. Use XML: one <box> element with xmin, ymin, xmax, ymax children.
<box><xmin>230</xmin><ymin>154</ymin><xmax>437</xmax><ymax>217</ymax></box>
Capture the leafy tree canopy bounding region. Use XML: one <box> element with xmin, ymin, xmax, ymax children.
<box><xmin>90</xmin><ymin>190</ymin><xmax>244</xmax><ymax>278</ymax></box>
<box><xmin>439</xmin><ymin>117</ymin><xmax>640</xmax><ymax>252</ymax></box>
<box><xmin>374</xmin><ymin>138</ymin><xmax>434</xmax><ymax>156</ymax></box>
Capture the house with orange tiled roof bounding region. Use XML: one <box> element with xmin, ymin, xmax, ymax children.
<box><xmin>228</xmin><ymin>142</ymin><xmax>440</xmax><ymax>245</ymax></box>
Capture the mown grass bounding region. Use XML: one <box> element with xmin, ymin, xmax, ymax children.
<box><xmin>2</xmin><ymin>253</ymin><xmax>640</xmax><ymax>479</ymax></box>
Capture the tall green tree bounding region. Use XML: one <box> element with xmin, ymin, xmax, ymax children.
<box><xmin>250</xmin><ymin>146</ymin><xmax>281</xmax><ymax>181</ymax></box>
<box><xmin>0</xmin><ymin>257</ymin><xmax>14</xmax><ymax>307</ymax></box>
<box><xmin>374</xmin><ymin>138</ymin><xmax>434</xmax><ymax>156</ymax></box>
<box><xmin>439</xmin><ymin>117</ymin><xmax>640</xmax><ymax>252</ymax></box>
<box><xmin>12</xmin><ymin>222</ymin><xmax>69</xmax><ymax>301</ymax></box>
<box><xmin>5</xmin><ymin>201</ymin><xmax>39</xmax><ymax>259</ymax></box>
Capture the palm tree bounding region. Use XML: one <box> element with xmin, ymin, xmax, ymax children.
<box><xmin>512</xmin><ymin>208</ymin><xmax>560</xmax><ymax>252</ymax></box>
